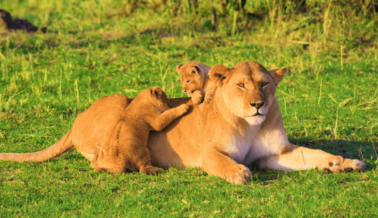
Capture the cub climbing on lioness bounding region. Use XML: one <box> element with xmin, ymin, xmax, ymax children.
<box><xmin>91</xmin><ymin>87</ymin><xmax>189</xmax><ymax>174</ymax></box>
<box><xmin>176</xmin><ymin>61</ymin><xmax>217</xmax><ymax>105</ymax></box>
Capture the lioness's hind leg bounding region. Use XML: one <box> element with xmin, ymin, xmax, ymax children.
<box><xmin>81</xmin><ymin>152</ymin><xmax>95</xmax><ymax>161</ymax></box>
<box><xmin>342</xmin><ymin>159</ymin><xmax>366</xmax><ymax>172</ymax></box>
<box><xmin>316</xmin><ymin>156</ymin><xmax>365</xmax><ymax>173</ymax></box>
<box><xmin>259</xmin><ymin>145</ymin><xmax>366</xmax><ymax>173</ymax></box>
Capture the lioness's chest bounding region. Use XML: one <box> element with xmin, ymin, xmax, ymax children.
<box><xmin>225</xmin><ymin>128</ymin><xmax>257</xmax><ymax>164</ymax></box>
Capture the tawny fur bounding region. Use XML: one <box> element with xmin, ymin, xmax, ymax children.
<box><xmin>176</xmin><ymin>61</ymin><xmax>217</xmax><ymax>104</ymax></box>
<box><xmin>0</xmin><ymin>61</ymin><xmax>366</xmax><ymax>184</ymax></box>
<box><xmin>90</xmin><ymin>87</ymin><xmax>189</xmax><ymax>174</ymax></box>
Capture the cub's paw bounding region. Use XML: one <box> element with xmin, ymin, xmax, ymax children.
<box><xmin>106</xmin><ymin>167</ymin><xmax>126</xmax><ymax>174</ymax></box>
<box><xmin>94</xmin><ymin>166</ymin><xmax>125</xmax><ymax>174</ymax></box>
<box><xmin>191</xmin><ymin>90</ymin><xmax>203</xmax><ymax>105</ymax></box>
<box><xmin>342</xmin><ymin>159</ymin><xmax>366</xmax><ymax>172</ymax></box>
<box><xmin>177</xmin><ymin>104</ymin><xmax>190</xmax><ymax>115</ymax></box>
<box><xmin>140</xmin><ymin>166</ymin><xmax>164</xmax><ymax>175</ymax></box>
<box><xmin>94</xmin><ymin>167</ymin><xmax>105</xmax><ymax>172</ymax></box>
<box><xmin>204</xmin><ymin>96</ymin><xmax>212</xmax><ymax>104</ymax></box>
<box><xmin>224</xmin><ymin>164</ymin><xmax>252</xmax><ymax>185</ymax></box>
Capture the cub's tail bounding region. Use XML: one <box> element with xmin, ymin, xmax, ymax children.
<box><xmin>0</xmin><ymin>130</ymin><xmax>74</xmax><ymax>162</ymax></box>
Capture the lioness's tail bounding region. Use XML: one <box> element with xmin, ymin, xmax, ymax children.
<box><xmin>0</xmin><ymin>130</ymin><xmax>74</xmax><ymax>162</ymax></box>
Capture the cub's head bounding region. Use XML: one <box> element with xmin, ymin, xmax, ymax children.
<box><xmin>176</xmin><ymin>61</ymin><xmax>211</xmax><ymax>95</ymax></box>
<box><xmin>209</xmin><ymin>61</ymin><xmax>287</xmax><ymax>126</ymax></box>
<box><xmin>146</xmin><ymin>87</ymin><xmax>171</xmax><ymax>111</ymax></box>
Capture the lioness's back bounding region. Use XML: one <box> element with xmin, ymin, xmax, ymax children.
<box><xmin>72</xmin><ymin>94</ymin><xmax>130</xmax><ymax>154</ymax></box>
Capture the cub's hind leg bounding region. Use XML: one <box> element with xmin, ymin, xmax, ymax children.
<box><xmin>94</xmin><ymin>166</ymin><xmax>126</xmax><ymax>173</ymax></box>
<box><xmin>131</xmin><ymin>145</ymin><xmax>163</xmax><ymax>175</ymax></box>
<box><xmin>140</xmin><ymin>165</ymin><xmax>163</xmax><ymax>175</ymax></box>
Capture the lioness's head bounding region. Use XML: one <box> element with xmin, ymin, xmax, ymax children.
<box><xmin>145</xmin><ymin>87</ymin><xmax>171</xmax><ymax>111</ymax></box>
<box><xmin>176</xmin><ymin>61</ymin><xmax>211</xmax><ymax>95</ymax></box>
<box><xmin>209</xmin><ymin>61</ymin><xmax>287</xmax><ymax>126</ymax></box>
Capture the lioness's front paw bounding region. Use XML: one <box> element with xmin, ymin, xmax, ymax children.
<box><xmin>342</xmin><ymin>159</ymin><xmax>366</xmax><ymax>172</ymax></box>
<box><xmin>224</xmin><ymin>164</ymin><xmax>252</xmax><ymax>185</ymax></box>
<box><xmin>191</xmin><ymin>90</ymin><xmax>203</xmax><ymax>105</ymax></box>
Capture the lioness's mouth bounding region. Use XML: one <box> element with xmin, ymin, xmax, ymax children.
<box><xmin>252</xmin><ymin>112</ymin><xmax>264</xmax><ymax>116</ymax></box>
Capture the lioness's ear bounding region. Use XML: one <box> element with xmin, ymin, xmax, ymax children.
<box><xmin>209</xmin><ymin>64</ymin><xmax>230</xmax><ymax>87</ymax></box>
<box><xmin>176</xmin><ymin>64</ymin><xmax>183</xmax><ymax>72</ymax></box>
<box><xmin>268</xmin><ymin>68</ymin><xmax>287</xmax><ymax>86</ymax></box>
<box><xmin>151</xmin><ymin>87</ymin><xmax>163</xmax><ymax>99</ymax></box>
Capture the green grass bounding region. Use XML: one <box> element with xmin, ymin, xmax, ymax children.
<box><xmin>1</xmin><ymin>0</ymin><xmax>378</xmax><ymax>216</ymax></box>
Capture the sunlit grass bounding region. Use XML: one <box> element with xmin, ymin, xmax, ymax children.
<box><xmin>0</xmin><ymin>0</ymin><xmax>377</xmax><ymax>216</ymax></box>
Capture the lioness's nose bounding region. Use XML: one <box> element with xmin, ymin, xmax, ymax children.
<box><xmin>250</xmin><ymin>102</ymin><xmax>264</xmax><ymax>109</ymax></box>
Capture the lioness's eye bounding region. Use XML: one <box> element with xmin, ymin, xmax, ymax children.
<box><xmin>261</xmin><ymin>82</ymin><xmax>268</xmax><ymax>87</ymax></box>
<box><xmin>237</xmin><ymin>83</ymin><xmax>245</xmax><ymax>88</ymax></box>
<box><xmin>191</xmin><ymin>70</ymin><xmax>196</xmax><ymax>74</ymax></box>
<box><xmin>186</xmin><ymin>80</ymin><xmax>190</xmax><ymax>84</ymax></box>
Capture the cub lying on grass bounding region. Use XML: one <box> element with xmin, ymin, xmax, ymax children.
<box><xmin>91</xmin><ymin>87</ymin><xmax>189</xmax><ymax>174</ymax></box>
<box><xmin>176</xmin><ymin>61</ymin><xmax>217</xmax><ymax>104</ymax></box>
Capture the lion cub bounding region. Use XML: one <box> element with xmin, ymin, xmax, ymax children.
<box><xmin>176</xmin><ymin>61</ymin><xmax>217</xmax><ymax>105</ymax></box>
<box><xmin>91</xmin><ymin>87</ymin><xmax>189</xmax><ymax>175</ymax></box>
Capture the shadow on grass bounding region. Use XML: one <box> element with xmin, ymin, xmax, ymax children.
<box><xmin>288</xmin><ymin>138</ymin><xmax>378</xmax><ymax>160</ymax></box>
<box><xmin>1</xmin><ymin>22</ymin><xmax>228</xmax><ymax>55</ymax></box>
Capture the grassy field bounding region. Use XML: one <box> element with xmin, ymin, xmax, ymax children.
<box><xmin>1</xmin><ymin>0</ymin><xmax>378</xmax><ymax>216</ymax></box>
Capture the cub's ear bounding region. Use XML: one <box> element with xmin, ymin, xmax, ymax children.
<box><xmin>176</xmin><ymin>64</ymin><xmax>183</xmax><ymax>72</ymax></box>
<box><xmin>190</xmin><ymin>66</ymin><xmax>200</xmax><ymax>75</ymax></box>
<box><xmin>268</xmin><ymin>68</ymin><xmax>287</xmax><ymax>86</ymax></box>
<box><xmin>209</xmin><ymin>64</ymin><xmax>230</xmax><ymax>87</ymax></box>
<box><xmin>150</xmin><ymin>87</ymin><xmax>163</xmax><ymax>99</ymax></box>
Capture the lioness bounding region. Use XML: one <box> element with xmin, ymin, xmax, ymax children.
<box><xmin>91</xmin><ymin>87</ymin><xmax>189</xmax><ymax>174</ymax></box>
<box><xmin>176</xmin><ymin>61</ymin><xmax>217</xmax><ymax>104</ymax></box>
<box><xmin>0</xmin><ymin>61</ymin><xmax>365</xmax><ymax>185</ymax></box>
